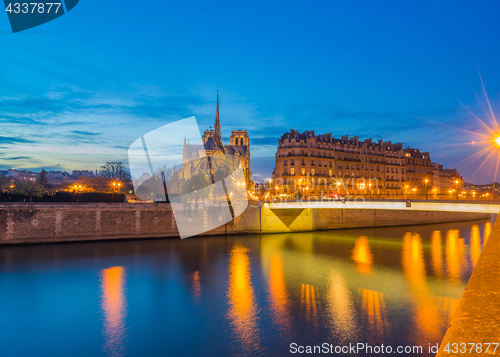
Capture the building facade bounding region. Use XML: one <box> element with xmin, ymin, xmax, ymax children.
<box><xmin>272</xmin><ymin>129</ymin><xmax>461</xmax><ymax>198</ymax></box>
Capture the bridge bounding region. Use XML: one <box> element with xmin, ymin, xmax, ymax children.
<box><xmin>268</xmin><ymin>200</ymin><xmax>500</xmax><ymax>214</ymax></box>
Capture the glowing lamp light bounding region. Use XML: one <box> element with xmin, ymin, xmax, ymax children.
<box><xmin>496</xmin><ymin>137</ymin><xmax>500</xmax><ymax>146</ymax></box>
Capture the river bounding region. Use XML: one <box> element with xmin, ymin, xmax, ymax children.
<box><xmin>0</xmin><ymin>219</ymin><xmax>491</xmax><ymax>357</ymax></box>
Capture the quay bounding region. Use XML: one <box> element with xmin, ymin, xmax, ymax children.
<box><xmin>0</xmin><ymin>200</ymin><xmax>495</xmax><ymax>245</ymax></box>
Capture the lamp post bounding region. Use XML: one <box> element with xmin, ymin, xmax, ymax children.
<box><xmin>455</xmin><ymin>180</ymin><xmax>459</xmax><ymax>200</ymax></box>
<box><xmin>368</xmin><ymin>182</ymin><xmax>372</xmax><ymax>200</ymax></box>
<box><xmin>424</xmin><ymin>179</ymin><xmax>429</xmax><ymax>200</ymax></box>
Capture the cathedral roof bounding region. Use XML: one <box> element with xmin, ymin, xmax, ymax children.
<box><xmin>204</xmin><ymin>137</ymin><xmax>222</xmax><ymax>151</ymax></box>
<box><xmin>225</xmin><ymin>145</ymin><xmax>248</xmax><ymax>156</ymax></box>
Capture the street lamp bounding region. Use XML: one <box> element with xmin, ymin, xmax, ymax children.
<box><xmin>368</xmin><ymin>182</ymin><xmax>372</xmax><ymax>200</ymax></box>
<box><xmin>424</xmin><ymin>179</ymin><xmax>429</xmax><ymax>200</ymax></box>
<box><xmin>455</xmin><ymin>180</ymin><xmax>459</xmax><ymax>200</ymax></box>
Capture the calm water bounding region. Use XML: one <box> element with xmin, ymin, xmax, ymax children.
<box><xmin>0</xmin><ymin>220</ymin><xmax>492</xmax><ymax>357</ymax></box>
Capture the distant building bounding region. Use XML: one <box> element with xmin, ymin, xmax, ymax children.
<box><xmin>46</xmin><ymin>170</ymin><xmax>75</xmax><ymax>184</ymax></box>
<box><xmin>432</xmin><ymin>163</ymin><xmax>462</xmax><ymax>195</ymax></box>
<box><xmin>0</xmin><ymin>169</ymin><xmax>90</xmax><ymax>185</ymax></box>
<box><xmin>72</xmin><ymin>170</ymin><xmax>95</xmax><ymax>179</ymax></box>
<box><xmin>6</xmin><ymin>169</ymin><xmax>37</xmax><ymax>182</ymax></box>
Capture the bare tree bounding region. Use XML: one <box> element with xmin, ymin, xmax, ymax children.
<box><xmin>99</xmin><ymin>162</ymin><xmax>131</xmax><ymax>181</ymax></box>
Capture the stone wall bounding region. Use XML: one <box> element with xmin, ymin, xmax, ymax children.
<box><xmin>0</xmin><ymin>202</ymin><xmax>490</xmax><ymax>245</ymax></box>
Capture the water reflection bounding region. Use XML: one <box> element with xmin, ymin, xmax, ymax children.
<box><xmin>268</xmin><ymin>253</ymin><xmax>290</xmax><ymax>332</ymax></box>
<box><xmin>360</xmin><ymin>289</ymin><xmax>389</xmax><ymax>339</ymax></box>
<box><xmin>326</xmin><ymin>271</ymin><xmax>357</xmax><ymax>339</ymax></box>
<box><xmin>484</xmin><ymin>221</ymin><xmax>491</xmax><ymax>246</ymax></box>
<box><xmin>300</xmin><ymin>283</ymin><xmax>319</xmax><ymax>320</ymax></box>
<box><xmin>431</xmin><ymin>231</ymin><xmax>443</xmax><ymax>278</ymax></box>
<box><xmin>445</xmin><ymin>230</ymin><xmax>464</xmax><ymax>283</ymax></box>
<box><xmin>351</xmin><ymin>236</ymin><xmax>373</xmax><ymax>274</ymax></box>
<box><xmin>192</xmin><ymin>270</ymin><xmax>201</xmax><ymax>301</ymax></box>
<box><xmin>470</xmin><ymin>225</ymin><xmax>481</xmax><ymax>267</ymax></box>
<box><xmin>402</xmin><ymin>233</ymin><xmax>443</xmax><ymax>344</ymax></box>
<box><xmin>226</xmin><ymin>245</ymin><xmax>260</xmax><ymax>355</ymax></box>
<box><xmin>100</xmin><ymin>266</ymin><xmax>127</xmax><ymax>357</ymax></box>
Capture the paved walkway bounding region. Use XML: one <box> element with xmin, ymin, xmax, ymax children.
<box><xmin>437</xmin><ymin>219</ymin><xmax>500</xmax><ymax>356</ymax></box>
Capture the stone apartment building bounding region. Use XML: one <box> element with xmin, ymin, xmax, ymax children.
<box><xmin>272</xmin><ymin>129</ymin><xmax>461</xmax><ymax>198</ymax></box>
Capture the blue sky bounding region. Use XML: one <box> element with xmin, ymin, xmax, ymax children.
<box><xmin>2</xmin><ymin>0</ymin><xmax>500</xmax><ymax>183</ymax></box>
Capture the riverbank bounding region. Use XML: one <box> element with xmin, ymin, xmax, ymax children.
<box><xmin>437</xmin><ymin>211</ymin><xmax>500</xmax><ymax>356</ymax></box>
<box><xmin>0</xmin><ymin>202</ymin><xmax>491</xmax><ymax>245</ymax></box>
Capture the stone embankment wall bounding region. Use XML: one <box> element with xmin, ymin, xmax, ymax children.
<box><xmin>0</xmin><ymin>202</ymin><xmax>490</xmax><ymax>244</ymax></box>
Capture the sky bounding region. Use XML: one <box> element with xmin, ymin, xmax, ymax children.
<box><xmin>2</xmin><ymin>0</ymin><xmax>500</xmax><ymax>183</ymax></box>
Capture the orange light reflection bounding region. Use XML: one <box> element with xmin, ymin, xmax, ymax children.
<box><xmin>227</xmin><ymin>245</ymin><xmax>260</xmax><ymax>353</ymax></box>
<box><xmin>351</xmin><ymin>236</ymin><xmax>373</xmax><ymax>274</ymax></box>
<box><xmin>101</xmin><ymin>266</ymin><xmax>127</xmax><ymax>357</ymax></box>
<box><xmin>268</xmin><ymin>253</ymin><xmax>290</xmax><ymax>331</ymax></box>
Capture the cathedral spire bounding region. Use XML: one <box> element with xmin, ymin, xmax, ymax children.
<box><xmin>213</xmin><ymin>90</ymin><xmax>223</xmax><ymax>149</ymax></box>
<box><xmin>214</xmin><ymin>90</ymin><xmax>221</xmax><ymax>134</ymax></box>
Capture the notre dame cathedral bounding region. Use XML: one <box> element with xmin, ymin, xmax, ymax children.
<box><xmin>182</xmin><ymin>92</ymin><xmax>251</xmax><ymax>184</ymax></box>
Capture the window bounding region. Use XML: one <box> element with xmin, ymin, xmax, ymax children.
<box><xmin>405</xmin><ymin>153</ymin><xmax>411</xmax><ymax>157</ymax></box>
<box><xmin>301</xmin><ymin>168</ymin><xmax>305</xmax><ymax>175</ymax></box>
<box><xmin>311</xmin><ymin>168</ymin><xmax>315</xmax><ymax>176</ymax></box>
<box><xmin>329</xmin><ymin>170</ymin><xmax>332</xmax><ymax>176</ymax></box>
<box><xmin>284</xmin><ymin>160</ymin><xmax>288</xmax><ymax>166</ymax></box>
<box><xmin>291</xmin><ymin>159</ymin><xmax>294</xmax><ymax>165</ymax></box>
<box><xmin>291</xmin><ymin>168</ymin><xmax>295</xmax><ymax>175</ymax></box>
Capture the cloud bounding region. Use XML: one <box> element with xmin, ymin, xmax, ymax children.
<box><xmin>2</xmin><ymin>156</ymin><xmax>31</xmax><ymax>160</ymax></box>
<box><xmin>0</xmin><ymin>136</ymin><xmax>36</xmax><ymax>144</ymax></box>
<box><xmin>71</xmin><ymin>130</ymin><xmax>101</xmax><ymax>136</ymax></box>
